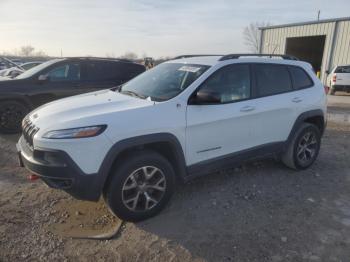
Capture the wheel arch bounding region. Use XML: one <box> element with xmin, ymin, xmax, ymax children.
<box><xmin>287</xmin><ymin>109</ymin><xmax>325</xmax><ymax>147</ymax></box>
<box><xmin>0</xmin><ymin>95</ymin><xmax>33</xmax><ymax>110</ymax></box>
<box><xmin>98</xmin><ymin>133</ymin><xmax>187</xmax><ymax>195</ymax></box>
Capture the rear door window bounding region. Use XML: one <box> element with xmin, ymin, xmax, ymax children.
<box><xmin>288</xmin><ymin>66</ymin><xmax>313</xmax><ymax>89</ymax></box>
<box><xmin>83</xmin><ymin>61</ymin><xmax>121</xmax><ymax>81</ymax></box>
<box><xmin>255</xmin><ymin>64</ymin><xmax>292</xmax><ymax>97</ymax></box>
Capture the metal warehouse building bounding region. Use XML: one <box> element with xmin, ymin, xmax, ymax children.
<box><xmin>259</xmin><ymin>17</ymin><xmax>350</xmax><ymax>83</ymax></box>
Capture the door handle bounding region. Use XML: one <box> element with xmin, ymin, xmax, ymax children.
<box><xmin>292</xmin><ymin>97</ymin><xmax>303</xmax><ymax>103</ymax></box>
<box><xmin>240</xmin><ymin>105</ymin><xmax>255</xmax><ymax>112</ymax></box>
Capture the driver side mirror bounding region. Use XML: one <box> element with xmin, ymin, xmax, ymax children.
<box><xmin>38</xmin><ymin>74</ymin><xmax>49</xmax><ymax>81</ymax></box>
<box><xmin>189</xmin><ymin>89</ymin><xmax>221</xmax><ymax>105</ymax></box>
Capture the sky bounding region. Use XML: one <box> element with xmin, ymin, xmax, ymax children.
<box><xmin>0</xmin><ymin>0</ymin><xmax>349</xmax><ymax>58</ymax></box>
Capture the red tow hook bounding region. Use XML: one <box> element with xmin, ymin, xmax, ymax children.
<box><xmin>28</xmin><ymin>175</ymin><xmax>39</xmax><ymax>181</ymax></box>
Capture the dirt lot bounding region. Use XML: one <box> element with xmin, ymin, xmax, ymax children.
<box><xmin>1</xmin><ymin>98</ymin><xmax>350</xmax><ymax>261</ymax></box>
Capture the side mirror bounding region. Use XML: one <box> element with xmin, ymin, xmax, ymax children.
<box><xmin>190</xmin><ymin>89</ymin><xmax>221</xmax><ymax>105</ymax></box>
<box><xmin>38</xmin><ymin>74</ymin><xmax>49</xmax><ymax>81</ymax></box>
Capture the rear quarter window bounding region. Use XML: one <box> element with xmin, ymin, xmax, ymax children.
<box><xmin>255</xmin><ymin>64</ymin><xmax>292</xmax><ymax>97</ymax></box>
<box><xmin>288</xmin><ymin>66</ymin><xmax>313</xmax><ymax>89</ymax></box>
<box><xmin>119</xmin><ymin>63</ymin><xmax>146</xmax><ymax>81</ymax></box>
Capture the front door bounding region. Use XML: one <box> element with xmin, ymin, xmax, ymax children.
<box><xmin>186</xmin><ymin>64</ymin><xmax>260</xmax><ymax>166</ymax></box>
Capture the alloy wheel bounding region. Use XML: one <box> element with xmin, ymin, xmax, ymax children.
<box><xmin>296</xmin><ymin>131</ymin><xmax>318</xmax><ymax>164</ymax></box>
<box><xmin>122</xmin><ymin>166</ymin><xmax>166</xmax><ymax>212</ymax></box>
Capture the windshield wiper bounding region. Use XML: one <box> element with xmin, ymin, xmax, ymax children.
<box><xmin>120</xmin><ymin>90</ymin><xmax>147</xmax><ymax>99</ymax></box>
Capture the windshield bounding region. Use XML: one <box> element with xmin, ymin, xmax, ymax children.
<box><xmin>120</xmin><ymin>63</ymin><xmax>210</xmax><ymax>101</ymax></box>
<box><xmin>16</xmin><ymin>59</ymin><xmax>64</xmax><ymax>79</ymax></box>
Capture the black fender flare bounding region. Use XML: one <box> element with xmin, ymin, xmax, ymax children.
<box><xmin>96</xmin><ymin>133</ymin><xmax>187</xmax><ymax>194</ymax></box>
<box><xmin>286</xmin><ymin>109</ymin><xmax>325</xmax><ymax>147</ymax></box>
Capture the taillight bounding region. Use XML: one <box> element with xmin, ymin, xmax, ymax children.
<box><xmin>324</xmin><ymin>85</ymin><xmax>330</xmax><ymax>94</ymax></box>
<box><xmin>332</xmin><ymin>74</ymin><xmax>337</xmax><ymax>83</ymax></box>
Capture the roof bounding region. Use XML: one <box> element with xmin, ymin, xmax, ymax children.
<box><xmin>260</xmin><ymin>16</ymin><xmax>350</xmax><ymax>30</ymax></box>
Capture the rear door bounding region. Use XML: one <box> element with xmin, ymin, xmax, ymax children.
<box><xmin>251</xmin><ymin>63</ymin><xmax>297</xmax><ymax>145</ymax></box>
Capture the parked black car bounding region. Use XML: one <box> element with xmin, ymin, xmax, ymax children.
<box><xmin>0</xmin><ymin>57</ymin><xmax>146</xmax><ymax>133</ymax></box>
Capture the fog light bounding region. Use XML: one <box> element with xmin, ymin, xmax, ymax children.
<box><xmin>43</xmin><ymin>152</ymin><xmax>65</xmax><ymax>166</ymax></box>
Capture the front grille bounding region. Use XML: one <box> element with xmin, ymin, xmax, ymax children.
<box><xmin>22</xmin><ymin>118</ymin><xmax>39</xmax><ymax>148</ymax></box>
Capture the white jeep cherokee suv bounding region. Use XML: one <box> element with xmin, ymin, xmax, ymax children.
<box><xmin>17</xmin><ymin>54</ymin><xmax>327</xmax><ymax>221</ymax></box>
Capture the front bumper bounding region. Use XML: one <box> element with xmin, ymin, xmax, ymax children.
<box><xmin>17</xmin><ymin>136</ymin><xmax>101</xmax><ymax>201</ymax></box>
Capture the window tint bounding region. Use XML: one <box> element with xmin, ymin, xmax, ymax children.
<box><xmin>289</xmin><ymin>66</ymin><xmax>313</xmax><ymax>89</ymax></box>
<box><xmin>119</xmin><ymin>63</ymin><xmax>145</xmax><ymax>81</ymax></box>
<box><xmin>255</xmin><ymin>64</ymin><xmax>292</xmax><ymax>97</ymax></box>
<box><xmin>335</xmin><ymin>66</ymin><xmax>350</xmax><ymax>73</ymax></box>
<box><xmin>198</xmin><ymin>64</ymin><xmax>251</xmax><ymax>103</ymax></box>
<box><xmin>47</xmin><ymin>63</ymin><xmax>80</xmax><ymax>81</ymax></box>
<box><xmin>84</xmin><ymin>61</ymin><xmax>121</xmax><ymax>81</ymax></box>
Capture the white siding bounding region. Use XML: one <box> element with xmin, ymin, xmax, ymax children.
<box><xmin>331</xmin><ymin>20</ymin><xmax>350</xmax><ymax>69</ymax></box>
<box><xmin>261</xmin><ymin>20</ymin><xmax>350</xmax><ymax>83</ymax></box>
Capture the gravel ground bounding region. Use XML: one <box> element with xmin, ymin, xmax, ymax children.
<box><xmin>1</xmin><ymin>109</ymin><xmax>350</xmax><ymax>261</ymax></box>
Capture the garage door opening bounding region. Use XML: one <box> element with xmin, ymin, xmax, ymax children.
<box><xmin>285</xmin><ymin>35</ymin><xmax>326</xmax><ymax>73</ymax></box>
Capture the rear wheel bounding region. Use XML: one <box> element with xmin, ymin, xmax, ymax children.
<box><xmin>282</xmin><ymin>123</ymin><xmax>321</xmax><ymax>170</ymax></box>
<box><xmin>0</xmin><ymin>101</ymin><xmax>28</xmax><ymax>133</ymax></box>
<box><xmin>104</xmin><ymin>150</ymin><xmax>175</xmax><ymax>222</ymax></box>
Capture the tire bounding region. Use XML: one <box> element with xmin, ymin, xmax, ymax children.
<box><xmin>0</xmin><ymin>101</ymin><xmax>29</xmax><ymax>134</ymax></box>
<box><xmin>282</xmin><ymin>123</ymin><xmax>321</xmax><ymax>170</ymax></box>
<box><xmin>329</xmin><ymin>88</ymin><xmax>336</xmax><ymax>95</ymax></box>
<box><xmin>104</xmin><ymin>150</ymin><xmax>176</xmax><ymax>222</ymax></box>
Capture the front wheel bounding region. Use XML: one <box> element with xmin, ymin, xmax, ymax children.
<box><xmin>282</xmin><ymin>123</ymin><xmax>321</xmax><ymax>170</ymax></box>
<box><xmin>0</xmin><ymin>101</ymin><xmax>29</xmax><ymax>134</ymax></box>
<box><xmin>104</xmin><ymin>150</ymin><xmax>175</xmax><ymax>222</ymax></box>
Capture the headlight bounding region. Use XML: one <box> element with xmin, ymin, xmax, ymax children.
<box><xmin>43</xmin><ymin>125</ymin><xmax>107</xmax><ymax>139</ymax></box>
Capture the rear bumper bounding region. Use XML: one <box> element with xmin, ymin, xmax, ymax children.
<box><xmin>332</xmin><ymin>85</ymin><xmax>350</xmax><ymax>91</ymax></box>
<box><xmin>17</xmin><ymin>136</ymin><xmax>101</xmax><ymax>201</ymax></box>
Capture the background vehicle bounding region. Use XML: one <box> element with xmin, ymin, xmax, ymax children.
<box><xmin>0</xmin><ymin>62</ymin><xmax>42</xmax><ymax>80</ymax></box>
<box><xmin>327</xmin><ymin>65</ymin><xmax>350</xmax><ymax>95</ymax></box>
<box><xmin>20</xmin><ymin>61</ymin><xmax>43</xmax><ymax>70</ymax></box>
<box><xmin>0</xmin><ymin>57</ymin><xmax>146</xmax><ymax>133</ymax></box>
<box><xmin>0</xmin><ymin>62</ymin><xmax>43</xmax><ymax>79</ymax></box>
<box><xmin>0</xmin><ymin>67</ymin><xmax>24</xmax><ymax>79</ymax></box>
<box><xmin>17</xmin><ymin>54</ymin><xmax>327</xmax><ymax>222</ymax></box>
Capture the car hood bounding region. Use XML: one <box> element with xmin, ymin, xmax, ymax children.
<box><xmin>28</xmin><ymin>89</ymin><xmax>155</xmax><ymax>129</ymax></box>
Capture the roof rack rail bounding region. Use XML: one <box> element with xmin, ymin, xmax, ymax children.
<box><xmin>219</xmin><ymin>54</ymin><xmax>299</xmax><ymax>61</ymax></box>
<box><xmin>65</xmin><ymin>57</ymin><xmax>134</xmax><ymax>63</ymax></box>
<box><xmin>173</xmin><ymin>54</ymin><xmax>222</xmax><ymax>60</ymax></box>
